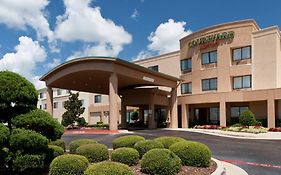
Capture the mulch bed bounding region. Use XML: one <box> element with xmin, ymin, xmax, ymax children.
<box><xmin>131</xmin><ymin>160</ymin><xmax>217</xmax><ymax>175</ymax></box>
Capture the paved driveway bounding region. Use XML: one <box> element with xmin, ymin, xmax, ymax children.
<box><xmin>62</xmin><ymin>129</ymin><xmax>281</xmax><ymax>175</ymax></box>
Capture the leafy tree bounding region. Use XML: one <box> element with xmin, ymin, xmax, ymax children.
<box><xmin>239</xmin><ymin>109</ymin><xmax>257</xmax><ymax>126</ymax></box>
<box><xmin>0</xmin><ymin>71</ymin><xmax>38</xmax><ymax>133</ymax></box>
<box><xmin>62</xmin><ymin>92</ymin><xmax>85</xmax><ymax>127</ymax></box>
<box><xmin>131</xmin><ymin>111</ymin><xmax>139</xmax><ymax>122</ymax></box>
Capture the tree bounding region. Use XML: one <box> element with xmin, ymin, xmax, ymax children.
<box><xmin>62</xmin><ymin>91</ymin><xmax>85</xmax><ymax>127</ymax></box>
<box><xmin>0</xmin><ymin>71</ymin><xmax>38</xmax><ymax>133</ymax></box>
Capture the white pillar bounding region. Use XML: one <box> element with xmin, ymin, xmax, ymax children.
<box><xmin>148</xmin><ymin>94</ymin><xmax>156</xmax><ymax>129</ymax></box>
<box><xmin>219</xmin><ymin>101</ymin><xmax>226</xmax><ymax>127</ymax></box>
<box><xmin>46</xmin><ymin>86</ymin><xmax>53</xmax><ymax>116</ymax></box>
<box><xmin>109</xmin><ymin>73</ymin><xmax>118</xmax><ymax>130</ymax></box>
<box><xmin>182</xmin><ymin>104</ymin><xmax>189</xmax><ymax>128</ymax></box>
<box><xmin>267</xmin><ymin>98</ymin><xmax>275</xmax><ymax>128</ymax></box>
<box><xmin>170</xmin><ymin>88</ymin><xmax>178</xmax><ymax>128</ymax></box>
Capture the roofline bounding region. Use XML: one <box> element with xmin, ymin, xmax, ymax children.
<box><xmin>40</xmin><ymin>56</ymin><xmax>180</xmax><ymax>82</ymax></box>
<box><xmin>180</xmin><ymin>19</ymin><xmax>260</xmax><ymax>42</ymax></box>
<box><xmin>133</xmin><ymin>50</ymin><xmax>180</xmax><ymax>63</ymax></box>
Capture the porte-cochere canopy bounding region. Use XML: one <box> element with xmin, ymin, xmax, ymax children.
<box><xmin>40</xmin><ymin>57</ymin><xmax>180</xmax><ymax>130</ymax></box>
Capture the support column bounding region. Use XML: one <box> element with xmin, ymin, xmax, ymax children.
<box><xmin>46</xmin><ymin>86</ymin><xmax>53</xmax><ymax>116</ymax></box>
<box><xmin>170</xmin><ymin>88</ymin><xmax>178</xmax><ymax>128</ymax></box>
<box><xmin>148</xmin><ymin>95</ymin><xmax>156</xmax><ymax>129</ymax></box>
<box><xmin>139</xmin><ymin>107</ymin><xmax>144</xmax><ymax>122</ymax></box>
<box><xmin>267</xmin><ymin>98</ymin><xmax>275</xmax><ymax>128</ymax></box>
<box><xmin>219</xmin><ymin>101</ymin><xmax>226</xmax><ymax>127</ymax></box>
<box><xmin>181</xmin><ymin>104</ymin><xmax>189</xmax><ymax>128</ymax></box>
<box><xmin>121</xmin><ymin>100</ymin><xmax>127</xmax><ymax>128</ymax></box>
<box><xmin>109</xmin><ymin>73</ymin><xmax>118</xmax><ymax>130</ymax></box>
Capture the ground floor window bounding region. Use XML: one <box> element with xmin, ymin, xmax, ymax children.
<box><xmin>230</xmin><ymin>106</ymin><xmax>248</xmax><ymax>124</ymax></box>
<box><xmin>194</xmin><ymin>107</ymin><xmax>219</xmax><ymax>125</ymax></box>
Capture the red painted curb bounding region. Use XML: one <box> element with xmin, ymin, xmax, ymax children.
<box><xmin>64</xmin><ymin>129</ymin><xmax>119</xmax><ymax>135</ymax></box>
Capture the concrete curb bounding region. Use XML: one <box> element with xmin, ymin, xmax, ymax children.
<box><xmin>212</xmin><ymin>158</ymin><xmax>248</xmax><ymax>175</ymax></box>
<box><xmin>211</xmin><ymin>158</ymin><xmax>226</xmax><ymax>175</ymax></box>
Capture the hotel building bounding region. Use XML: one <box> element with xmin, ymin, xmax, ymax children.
<box><xmin>38</xmin><ymin>19</ymin><xmax>281</xmax><ymax>129</ymax></box>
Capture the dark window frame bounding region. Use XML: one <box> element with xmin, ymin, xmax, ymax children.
<box><xmin>180</xmin><ymin>58</ymin><xmax>192</xmax><ymax>72</ymax></box>
<box><xmin>57</xmin><ymin>89</ymin><xmax>62</xmax><ymax>96</ymax></box>
<box><xmin>181</xmin><ymin>82</ymin><xmax>192</xmax><ymax>94</ymax></box>
<box><xmin>233</xmin><ymin>75</ymin><xmax>252</xmax><ymax>89</ymax></box>
<box><xmin>202</xmin><ymin>78</ymin><xmax>217</xmax><ymax>91</ymax></box>
<box><xmin>201</xmin><ymin>50</ymin><xmax>217</xmax><ymax>65</ymax></box>
<box><xmin>94</xmin><ymin>95</ymin><xmax>102</xmax><ymax>103</ymax></box>
<box><xmin>230</xmin><ymin>106</ymin><xmax>249</xmax><ymax>118</ymax></box>
<box><xmin>148</xmin><ymin>65</ymin><xmax>159</xmax><ymax>72</ymax></box>
<box><xmin>232</xmin><ymin>46</ymin><xmax>251</xmax><ymax>61</ymax></box>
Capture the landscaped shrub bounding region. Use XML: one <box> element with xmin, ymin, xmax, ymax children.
<box><xmin>49</xmin><ymin>154</ymin><xmax>89</xmax><ymax>175</ymax></box>
<box><xmin>10</xmin><ymin>129</ymin><xmax>48</xmax><ymax>154</ymax></box>
<box><xmin>111</xmin><ymin>147</ymin><xmax>139</xmax><ymax>166</ymax></box>
<box><xmin>13</xmin><ymin>109</ymin><xmax>64</xmax><ymax>140</ymax></box>
<box><xmin>112</xmin><ymin>135</ymin><xmax>145</xmax><ymax>149</ymax></box>
<box><xmin>12</xmin><ymin>154</ymin><xmax>44</xmax><ymax>174</ymax></box>
<box><xmin>84</xmin><ymin>161</ymin><xmax>133</xmax><ymax>175</ymax></box>
<box><xmin>140</xmin><ymin>148</ymin><xmax>182</xmax><ymax>175</ymax></box>
<box><xmin>134</xmin><ymin>140</ymin><xmax>164</xmax><ymax>157</ymax></box>
<box><xmin>47</xmin><ymin>145</ymin><xmax>64</xmax><ymax>161</ymax></box>
<box><xmin>154</xmin><ymin>136</ymin><xmax>186</xmax><ymax>149</ymax></box>
<box><xmin>76</xmin><ymin>143</ymin><xmax>108</xmax><ymax>163</ymax></box>
<box><xmin>49</xmin><ymin>139</ymin><xmax>66</xmax><ymax>151</ymax></box>
<box><xmin>169</xmin><ymin>141</ymin><xmax>211</xmax><ymax>167</ymax></box>
<box><xmin>0</xmin><ymin>148</ymin><xmax>9</xmax><ymax>174</ymax></box>
<box><xmin>231</xmin><ymin>123</ymin><xmax>242</xmax><ymax>127</ymax></box>
<box><xmin>0</xmin><ymin>124</ymin><xmax>9</xmax><ymax>147</ymax></box>
<box><xmin>239</xmin><ymin>109</ymin><xmax>256</xmax><ymax>126</ymax></box>
<box><xmin>69</xmin><ymin>139</ymin><xmax>97</xmax><ymax>153</ymax></box>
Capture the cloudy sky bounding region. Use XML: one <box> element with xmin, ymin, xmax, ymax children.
<box><xmin>0</xmin><ymin>0</ymin><xmax>281</xmax><ymax>89</ymax></box>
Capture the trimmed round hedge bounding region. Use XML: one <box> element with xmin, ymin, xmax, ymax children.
<box><xmin>48</xmin><ymin>145</ymin><xmax>64</xmax><ymax>158</ymax></box>
<box><xmin>111</xmin><ymin>147</ymin><xmax>139</xmax><ymax>166</ymax></box>
<box><xmin>49</xmin><ymin>154</ymin><xmax>89</xmax><ymax>175</ymax></box>
<box><xmin>76</xmin><ymin>143</ymin><xmax>108</xmax><ymax>163</ymax></box>
<box><xmin>69</xmin><ymin>139</ymin><xmax>97</xmax><ymax>153</ymax></box>
<box><xmin>154</xmin><ymin>136</ymin><xmax>186</xmax><ymax>149</ymax></box>
<box><xmin>169</xmin><ymin>141</ymin><xmax>211</xmax><ymax>167</ymax></box>
<box><xmin>84</xmin><ymin>161</ymin><xmax>133</xmax><ymax>175</ymax></box>
<box><xmin>140</xmin><ymin>148</ymin><xmax>182</xmax><ymax>175</ymax></box>
<box><xmin>49</xmin><ymin>139</ymin><xmax>66</xmax><ymax>151</ymax></box>
<box><xmin>0</xmin><ymin>124</ymin><xmax>9</xmax><ymax>147</ymax></box>
<box><xmin>112</xmin><ymin>135</ymin><xmax>145</xmax><ymax>149</ymax></box>
<box><xmin>12</xmin><ymin>154</ymin><xmax>44</xmax><ymax>174</ymax></box>
<box><xmin>134</xmin><ymin>140</ymin><xmax>164</xmax><ymax>157</ymax></box>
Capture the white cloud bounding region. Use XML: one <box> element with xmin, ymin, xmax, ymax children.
<box><xmin>148</xmin><ymin>19</ymin><xmax>192</xmax><ymax>54</ymax></box>
<box><xmin>0</xmin><ymin>0</ymin><xmax>54</xmax><ymax>41</ymax></box>
<box><xmin>55</xmin><ymin>0</ymin><xmax>132</xmax><ymax>58</ymax></box>
<box><xmin>133</xmin><ymin>50</ymin><xmax>153</xmax><ymax>61</ymax></box>
<box><xmin>47</xmin><ymin>58</ymin><xmax>61</xmax><ymax>69</ymax></box>
<box><xmin>0</xmin><ymin>36</ymin><xmax>47</xmax><ymax>89</ymax></box>
<box><xmin>130</xmin><ymin>9</ymin><xmax>139</xmax><ymax>20</ymax></box>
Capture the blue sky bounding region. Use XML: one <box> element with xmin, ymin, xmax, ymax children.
<box><xmin>0</xmin><ymin>0</ymin><xmax>281</xmax><ymax>89</ymax></box>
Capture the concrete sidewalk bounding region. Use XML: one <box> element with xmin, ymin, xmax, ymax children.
<box><xmin>164</xmin><ymin>128</ymin><xmax>281</xmax><ymax>140</ymax></box>
<box><xmin>212</xmin><ymin>158</ymin><xmax>248</xmax><ymax>175</ymax></box>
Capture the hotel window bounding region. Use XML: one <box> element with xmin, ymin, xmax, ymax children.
<box><xmin>94</xmin><ymin>95</ymin><xmax>102</xmax><ymax>103</ymax></box>
<box><xmin>232</xmin><ymin>46</ymin><xmax>251</xmax><ymax>61</ymax></box>
<box><xmin>57</xmin><ymin>89</ymin><xmax>62</xmax><ymax>96</ymax></box>
<box><xmin>66</xmin><ymin>90</ymin><xmax>71</xmax><ymax>94</ymax></box>
<box><xmin>202</xmin><ymin>50</ymin><xmax>217</xmax><ymax>65</ymax></box>
<box><xmin>53</xmin><ymin>102</ymin><xmax>58</xmax><ymax>109</ymax></box>
<box><xmin>181</xmin><ymin>59</ymin><xmax>192</xmax><ymax>72</ymax></box>
<box><xmin>80</xmin><ymin>99</ymin><xmax>85</xmax><ymax>107</ymax></box>
<box><xmin>39</xmin><ymin>92</ymin><xmax>44</xmax><ymax>98</ymax></box>
<box><xmin>231</xmin><ymin>106</ymin><xmax>248</xmax><ymax>118</ymax></box>
<box><xmin>181</xmin><ymin>83</ymin><xmax>192</xmax><ymax>94</ymax></box>
<box><xmin>43</xmin><ymin>103</ymin><xmax>47</xmax><ymax>109</ymax></box>
<box><xmin>148</xmin><ymin>65</ymin><xmax>159</xmax><ymax>72</ymax></box>
<box><xmin>209</xmin><ymin>107</ymin><xmax>219</xmax><ymax>124</ymax></box>
<box><xmin>233</xmin><ymin>75</ymin><xmax>251</xmax><ymax>89</ymax></box>
<box><xmin>202</xmin><ymin>78</ymin><xmax>217</xmax><ymax>91</ymax></box>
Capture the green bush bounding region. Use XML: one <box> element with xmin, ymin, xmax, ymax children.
<box><xmin>0</xmin><ymin>124</ymin><xmax>9</xmax><ymax>147</ymax></box>
<box><xmin>84</xmin><ymin>161</ymin><xmax>133</xmax><ymax>175</ymax></box>
<box><xmin>169</xmin><ymin>141</ymin><xmax>211</xmax><ymax>167</ymax></box>
<box><xmin>141</xmin><ymin>148</ymin><xmax>182</xmax><ymax>175</ymax></box>
<box><xmin>76</xmin><ymin>143</ymin><xmax>108</xmax><ymax>163</ymax></box>
<box><xmin>46</xmin><ymin>145</ymin><xmax>64</xmax><ymax>163</ymax></box>
<box><xmin>13</xmin><ymin>109</ymin><xmax>64</xmax><ymax>140</ymax></box>
<box><xmin>112</xmin><ymin>135</ymin><xmax>145</xmax><ymax>149</ymax></box>
<box><xmin>10</xmin><ymin>129</ymin><xmax>48</xmax><ymax>154</ymax></box>
<box><xmin>12</xmin><ymin>154</ymin><xmax>44</xmax><ymax>174</ymax></box>
<box><xmin>111</xmin><ymin>147</ymin><xmax>139</xmax><ymax>166</ymax></box>
<box><xmin>0</xmin><ymin>147</ymin><xmax>10</xmax><ymax>174</ymax></box>
<box><xmin>69</xmin><ymin>139</ymin><xmax>97</xmax><ymax>153</ymax></box>
<box><xmin>231</xmin><ymin>123</ymin><xmax>242</xmax><ymax>127</ymax></box>
<box><xmin>239</xmin><ymin>109</ymin><xmax>256</xmax><ymax>126</ymax></box>
<box><xmin>49</xmin><ymin>139</ymin><xmax>66</xmax><ymax>151</ymax></box>
<box><xmin>154</xmin><ymin>136</ymin><xmax>186</xmax><ymax>149</ymax></box>
<box><xmin>49</xmin><ymin>154</ymin><xmax>89</xmax><ymax>175</ymax></box>
<box><xmin>134</xmin><ymin>140</ymin><xmax>164</xmax><ymax>157</ymax></box>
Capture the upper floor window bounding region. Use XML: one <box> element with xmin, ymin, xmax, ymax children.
<box><xmin>57</xmin><ymin>89</ymin><xmax>62</xmax><ymax>96</ymax></box>
<box><xmin>39</xmin><ymin>92</ymin><xmax>44</xmax><ymax>98</ymax></box>
<box><xmin>202</xmin><ymin>50</ymin><xmax>217</xmax><ymax>65</ymax></box>
<box><xmin>232</xmin><ymin>46</ymin><xmax>251</xmax><ymax>61</ymax></box>
<box><xmin>53</xmin><ymin>102</ymin><xmax>58</xmax><ymax>109</ymax></box>
<box><xmin>180</xmin><ymin>59</ymin><xmax>192</xmax><ymax>72</ymax></box>
<box><xmin>181</xmin><ymin>83</ymin><xmax>192</xmax><ymax>94</ymax></box>
<box><xmin>202</xmin><ymin>78</ymin><xmax>217</xmax><ymax>91</ymax></box>
<box><xmin>66</xmin><ymin>90</ymin><xmax>71</xmax><ymax>94</ymax></box>
<box><xmin>233</xmin><ymin>75</ymin><xmax>251</xmax><ymax>89</ymax></box>
<box><xmin>94</xmin><ymin>95</ymin><xmax>102</xmax><ymax>103</ymax></box>
<box><xmin>148</xmin><ymin>65</ymin><xmax>159</xmax><ymax>72</ymax></box>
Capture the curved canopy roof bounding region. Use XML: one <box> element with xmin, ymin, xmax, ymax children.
<box><xmin>40</xmin><ymin>57</ymin><xmax>180</xmax><ymax>94</ymax></box>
